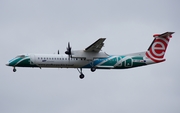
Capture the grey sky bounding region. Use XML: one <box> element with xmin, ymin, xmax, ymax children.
<box><xmin>0</xmin><ymin>0</ymin><xmax>180</xmax><ymax>113</ymax></box>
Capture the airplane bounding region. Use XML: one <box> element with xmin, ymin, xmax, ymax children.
<box><xmin>6</xmin><ymin>32</ymin><xmax>174</xmax><ymax>79</ymax></box>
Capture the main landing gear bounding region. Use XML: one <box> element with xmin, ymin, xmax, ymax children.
<box><xmin>13</xmin><ymin>67</ymin><xmax>17</xmax><ymax>72</ymax></box>
<box><xmin>77</xmin><ymin>68</ymin><xmax>84</xmax><ymax>79</ymax></box>
<box><xmin>77</xmin><ymin>67</ymin><xmax>96</xmax><ymax>79</ymax></box>
<box><xmin>91</xmin><ymin>67</ymin><xmax>96</xmax><ymax>72</ymax></box>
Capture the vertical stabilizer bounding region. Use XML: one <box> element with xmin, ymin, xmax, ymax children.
<box><xmin>146</xmin><ymin>32</ymin><xmax>174</xmax><ymax>63</ymax></box>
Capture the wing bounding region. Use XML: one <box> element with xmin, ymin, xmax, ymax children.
<box><xmin>85</xmin><ymin>38</ymin><xmax>106</xmax><ymax>52</ymax></box>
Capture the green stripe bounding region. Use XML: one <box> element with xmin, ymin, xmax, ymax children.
<box><xmin>9</xmin><ymin>56</ymin><xmax>38</xmax><ymax>67</ymax></box>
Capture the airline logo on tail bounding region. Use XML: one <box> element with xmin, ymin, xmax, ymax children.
<box><xmin>146</xmin><ymin>32</ymin><xmax>174</xmax><ymax>63</ymax></box>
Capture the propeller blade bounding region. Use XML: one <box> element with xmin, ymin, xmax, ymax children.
<box><xmin>68</xmin><ymin>42</ymin><xmax>70</xmax><ymax>48</ymax></box>
<box><xmin>65</xmin><ymin>42</ymin><xmax>72</xmax><ymax>55</ymax></box>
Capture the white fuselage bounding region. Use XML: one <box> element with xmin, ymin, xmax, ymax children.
<box><xmin>31</xmin><ymin>54</ymin><xmax>97</xmax><ymax>68</ymax></box>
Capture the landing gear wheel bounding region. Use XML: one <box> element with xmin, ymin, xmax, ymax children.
<box><xmin>77</xmin><ymin>68</ymin><xmax>85</xmax><ymax>79</ymax></box>
<box><xmin>91</xmin><ymin>67</ymin><xmax>96</xmax><ymax>72</ymax></box>
<box><xmin>79</xmin><ymin>74</ymin><xmax>85</xmax><ymax>79</ymax></box>
<box><xmin>13</xmin><ymin>67</ymin><xmax>16</xmax><ymax>72</ymax></box>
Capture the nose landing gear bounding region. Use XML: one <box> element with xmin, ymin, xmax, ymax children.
<box><xmin>13</xmin><ymin>67</ymin><xmax>17</xmax><ymax>72</ymax></box>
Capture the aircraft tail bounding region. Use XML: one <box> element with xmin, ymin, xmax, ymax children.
<box><xmin>146</xmin><ymin>32</ymin><xmax>174</xmax><ymax>63</ymax></box>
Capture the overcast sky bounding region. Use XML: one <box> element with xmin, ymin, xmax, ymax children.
<box><xmin>0</xmin><ymin>0</ymin><xmax>180</xmax><ymax>113</ymax></box>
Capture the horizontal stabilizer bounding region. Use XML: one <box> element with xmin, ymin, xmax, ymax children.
<box><xmin>153</xmin><ymin>32</ymin><xmax>174</xmax><ymax>38</ymax></box>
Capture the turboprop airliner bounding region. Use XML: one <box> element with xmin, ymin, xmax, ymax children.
<box><xmin>6</xmin><ymin>32</ymin><xmax>174</xmax><ymax>79</ymax></box>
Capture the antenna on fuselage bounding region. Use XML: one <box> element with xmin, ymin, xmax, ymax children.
<box><xmin>58</xmin><ymin>50</ymin><xmax>60</xmax><ymax>54</ymax></box>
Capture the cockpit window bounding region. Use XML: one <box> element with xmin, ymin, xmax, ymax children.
<box><xmin>16</xmin><ymin>55</ymin><xmax>26</xmax><ymax>58</ymax></box>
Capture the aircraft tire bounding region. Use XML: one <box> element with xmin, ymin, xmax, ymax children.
<box><xmin>13</xmin><ymin>68</ymin><xmax>16</xmax><ymax>72</ymax></box>
<box><xmin>91</xmin><ymin>67</ymin><xmax>96</xmax><ymax>72</ymax></box>
<box><xmin>79</xmin><ymin>74</ymin><xmax>84</xmax><ymax>79</ymax></box>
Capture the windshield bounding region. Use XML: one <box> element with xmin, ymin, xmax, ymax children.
<box><xmin>16</xmin><ymin>55</ymin><xmax>26</xmax><ymax>58</ymax></box>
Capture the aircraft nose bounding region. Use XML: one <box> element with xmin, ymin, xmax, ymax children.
<box><xmin>6</xmin><ymin>62</ymin><xmax>9</xmax><ymax>66</ymax></box>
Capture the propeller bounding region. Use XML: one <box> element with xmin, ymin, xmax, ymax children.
<box><xmin>65</xmin><ymin>42</ymin><xmax>72</xmax><ymax>60</ymax></box>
